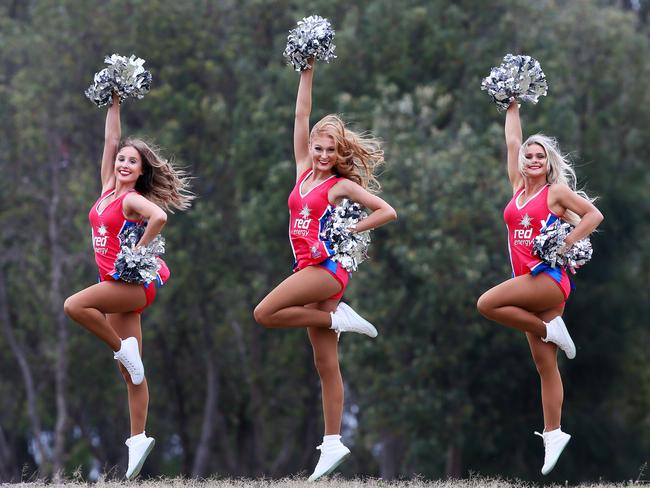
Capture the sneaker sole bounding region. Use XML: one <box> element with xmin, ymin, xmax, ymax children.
<box><xmin>126</xmin><ymin>438</ymin><xmax>155</xmax><ymax>481</ymax></box>
<box><xmin>308</xmin><ymin>450</ymin><xmax>350</xmax><ymax>482</ymax></box>
<box><xmin>541</xmin><ymin>435</ymin><xmax>571</xmax><ymax>475</ymax></box>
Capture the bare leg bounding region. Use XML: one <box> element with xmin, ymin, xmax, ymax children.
<box><xmin>254</xmin><ymin>266</ymin><xmax>342</xmax><ymax>329</ymax></box>
<box><xmin>307</xmin><ymin>300</ymin><xmax>343</xmax><ymax>435</ymax></box>
<box><xmin>64</xmin><ymin>281</ymin><xmax>147</xmax><ymax>351</ymax></box>
<box><xmin>477</xmin><ymin>274</ymin><xmax>565</xmax><ymax>337</ymax></box>
<box><xmin>108</xmin><ymin>313</ymin><xmax>149</xmax><ymax>436</ymax></box>
<box><xmin>527</xmin><ymin>305</ymin><xmax>566</xmax><ymax>431</ymax></box>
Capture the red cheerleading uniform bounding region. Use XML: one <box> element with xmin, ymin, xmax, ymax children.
<box><xmin>89</xmin><ymin>188</ymin><xmax>169</xmax><ymax>313</ymax></box>
<box><xmin>503</xmin><ymin>184</ymin><xmax>572</xmax><ymax>300</ymax></box>
<box><xmin>288</xmin><ymin>169</ymin><xmax>349</xmax><ymax>300</ymax></box>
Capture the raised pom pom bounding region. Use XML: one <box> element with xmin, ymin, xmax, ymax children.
<box><xmin>532</xmin><ymin>220</ymin><xmax>592</xmax><ymax>274</ymax></box>
<box><xmin>85</xmin><ymin>54</ymin><xmax>152</xmax><ymax>107</ymax></box>
<box><xmin>112</xmin><ymin>223</ymin><xmax>165</xmax><ymax>284</ymax></box>
<box><xmin>481</xmin><ymin>54</ymin><xmax>548</xmax><ymax>110</ymax></box>
<box><xmin>283</xmin><ymin>15</ymin><xmax>336</xmax><ymax>71</ymax></box>
<box><xmin>320</xmin><ymin>199</ymin><xmax>370</xmax><ymax>272</ymax></box>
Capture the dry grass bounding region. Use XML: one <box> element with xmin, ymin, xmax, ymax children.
<box><xmin>7</xmin><ymin>477</ymin><xmax>645</xmax><ymax>488</ymax></box>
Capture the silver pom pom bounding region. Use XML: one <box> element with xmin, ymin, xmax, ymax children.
<box><xmin>283</xmin><ymin>15</ymin><xmax>336</xmax><ymax>71</ymax></box>
<box><xmin>481</xmin><ymin>54</ymin><xmax>548</xmax><ymax>110</ymax></box>
<box><xmin>532</xmin><ymin>220</ymin><xmax>592</xmax><ymax>274</ymax></box>
<box><xmin>113</xmin><ymin>223</ymin><xmax>165</xmax><ymax>284</ymax></box>
<box><xmin>85</xmin><ymin>54</ymin><xmax>152</xmax><ymax>107</ymax></box>
<box><xmin>320</xmin><ymin>199</ymin><xmax>371</xmax><ymax>272</ymax></box>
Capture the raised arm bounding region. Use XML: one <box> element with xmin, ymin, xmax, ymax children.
<box><xmin>294</xmin><ymin>61</ymin><xmax>314</xmax><ymax>180</ymax></box>
<box><xmin>505</xmin><ymin>102</ymin><xmax>523</xmax><ymax>192</ymax></box>
<box><xmin>100</xmin><ymin>93</ymin><xmax>121</xmax><ymax>193</ymax></box>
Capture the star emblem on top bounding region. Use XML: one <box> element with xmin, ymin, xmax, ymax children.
<box><xmin>519</xmin><ymin>213</ymin><xmax>533</xmax><ymax>228</ymax></box>
<box><xmin>299</xmin><ymin>204</ymin><xmax>311</xmax><ymax>219</ymax></box>
<box><xmin>97</xmin><ymin>224</ymin><xmax>108</xmax><ymax>236</ymax></box>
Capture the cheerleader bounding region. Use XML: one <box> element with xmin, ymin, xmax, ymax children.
<box><xmin>477</xmin><ymin>102</ymin><xmax>603</xmax><ymax>474</ymax></box>
<box><xmin>64</xmin><ymin>93</ymin><xmax>193</xmax><ymax>479</ymax></box>
<box><xmin>254</xmin><ymin>60</ymin><xmax>397</xmax><ymax>480</ymax></box>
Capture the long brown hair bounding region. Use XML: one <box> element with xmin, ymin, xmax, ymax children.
<box><xmin>120</xmin><ymin>138</ymin><xmax>194</xmax><ymax>212</ymax></box>
<box><xmin>310</xmin><ymin>115</ymin><xmax>384</xmax><ymax>192</ymax></box>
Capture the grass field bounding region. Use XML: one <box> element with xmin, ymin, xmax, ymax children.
<box><xmin>9</xmin><ymin>477</ymin><xmax>647</xmax><ymax>488</ymax></box>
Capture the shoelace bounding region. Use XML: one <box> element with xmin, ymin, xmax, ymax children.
<box><xmin>534</xmin><ymin>431</ymin><xmax>545</xmax><ymax>444</ymax></box>
<box><xmin>115</xmin><ymin>353</ymin><xmax>138</xmax><ymax>375</ymax></box>
<box><xmin>316</xmin><ymin>444</ymin><xmax>323</xmax><ymax>451</ymax></box>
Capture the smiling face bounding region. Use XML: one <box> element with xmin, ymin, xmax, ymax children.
<box><xmin>310</xmin><ymin>133</ymin><xmax>338</xmax><ymax>172</ymax></box>
<box><xmin>523</xmin><ymin>143</ymin><xmax>548</xmax><ymax>178</ymax></box>
<box><xmin>114</xmin><ymin>146</ymin><xmax>144</xmax><ymax>185</ymax></box>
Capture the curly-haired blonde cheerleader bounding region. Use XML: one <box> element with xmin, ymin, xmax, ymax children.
<box><xmin>64</xmin><ymin>93</ymin><xmax>193</xmax><ymax>480</ymax></box>
<box><xmin>477</xmin><ymin>102</ymin><xmax>603</xmax><ymax>475</ymax></box>
<box><xmin>254</xmin><ymin>60</ymin><xmax>397</xmax><ymax>481</ymax></box>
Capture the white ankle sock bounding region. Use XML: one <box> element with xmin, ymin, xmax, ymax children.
<box><xmin>322</xmin><ymin>434</ymin><xmax>342</xmax><ymax>447</ymax></box>
<box><xmin>542</xmin><ymin>321</ymin><xmax>553</xmax><ymax>342</ymax></box>
<box><xmin>128</xmin><ymin>432</ymin><xmax>146</xmax><ymax>441</ymax></box>
<box><xmin>330</xmin><ymin>312</ymin><xmax>341</xmax><ymax>331</ymax></box>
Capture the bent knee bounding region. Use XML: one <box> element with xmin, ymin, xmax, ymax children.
<box><xmin>253</xmin><ymin>303</ymin><xmax>273</xmax><ymax>327</ymax></box>
<box><xmin>63</xmin><ymin>296</ymin><xmax>80</xmax><ymax>319</ymax></box>
<box><xmin>476</xmin><ymin>293</ymin><xmax>494</xmax><ymax>318</ymax></box>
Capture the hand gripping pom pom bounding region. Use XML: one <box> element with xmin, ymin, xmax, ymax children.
<box><xmin>85</xmin><ymin>54</ymin><xmax>152</xmax><ymax>107</ymax></box>
<box><xmin>320</xmin><ymin>199</ymin><xmax>371</xmax><ymax>272</ymax></box>
<box><xmin>532</xmin><ymin>220</ymin><xmax>593</xmax><ymax>274</ymax></box>
<box><xmin>283</xmin><ymin>15</ymin><xmax>336</xmax><ymax>71</ymax></box>
<box><xmin>481</xmin><ymin>54</ymin><xmax>548</xmax><ymax>110</ymax></box>
<box><xmin>113</xmin><ymin>223</ymin><xmax>165</xmax><ymax>284</ymax></box>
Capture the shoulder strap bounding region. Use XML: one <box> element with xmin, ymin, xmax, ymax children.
<box><xmin>99</xmin><ymin>187</ymin><xmax>115</xmax><ymax>198</ymax></box>
<box><xmin>298</xmin><ymin>169</ymin><xmax>312</xmax><ymax>183</ymax></box>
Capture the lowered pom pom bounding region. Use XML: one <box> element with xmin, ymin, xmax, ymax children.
<box><xmin>532</xmin><ymin>220</ymin><xmax>592</xmax><ymax>274</ymax></box>
<box><xmin>481</xmin><ymin>54</ymin><xmax>548</xmax><ymax>110</ymax></box>
<box><xmin>320</xmin><ymin>199</ymin><xmax>371</xmax><ymax>272</ymax></box>
<box><xmin>283</xmin><ymin>15</ymin><xmax>336</xmax><ymax>71</ymax></box>
<box><xmin>85</xmin><ymin>54</ymin><xmax>152</xmax><ymax>107</ymax></box>
<box><xmin>112</xmin><ymin>223</ymin><xmax>165</xmax><ymax>284</ymax></box>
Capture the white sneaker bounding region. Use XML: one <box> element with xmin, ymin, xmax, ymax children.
<box><xmin>330</xmin><ymin>303</ymin><xmax>378</xmax><ymax>338</ymax></box>
<box><xmin>114</xmin><ymin>337</ymin><xmax>145</xmax><ymax>385</ymax></box>
<box><xmin>308</xmin><ymin>439</ymin><xmax>351</xmax><ymax>481</ymax></box>
<box><xmin>535</xmin><ymin>428</ymin><xmax>571</xmax><ymax>475</ymax></box>
<box><xmin>125</xmin><ymin>432</ymin><xmax>155</xmax><ymax>480</ymax></box>
<box><xmin>542</xmin><ymin>316</ymin><xmax>576</xmax><ymax>359</ymax></box>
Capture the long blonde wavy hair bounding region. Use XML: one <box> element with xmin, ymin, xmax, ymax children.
<box><xmin>119</xmin><ymin>138</ymin><xmax>194</xmax><ymax>212</ymax></box>
<box><xmin>310</xmin><ymin>115</ymin><xmax>384</xmax><ymax>192</ymax></box>
<box><xmin>518</xmin><ymin>134</ymin><xmax>595</xmax><ymax>225</ymax></box>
